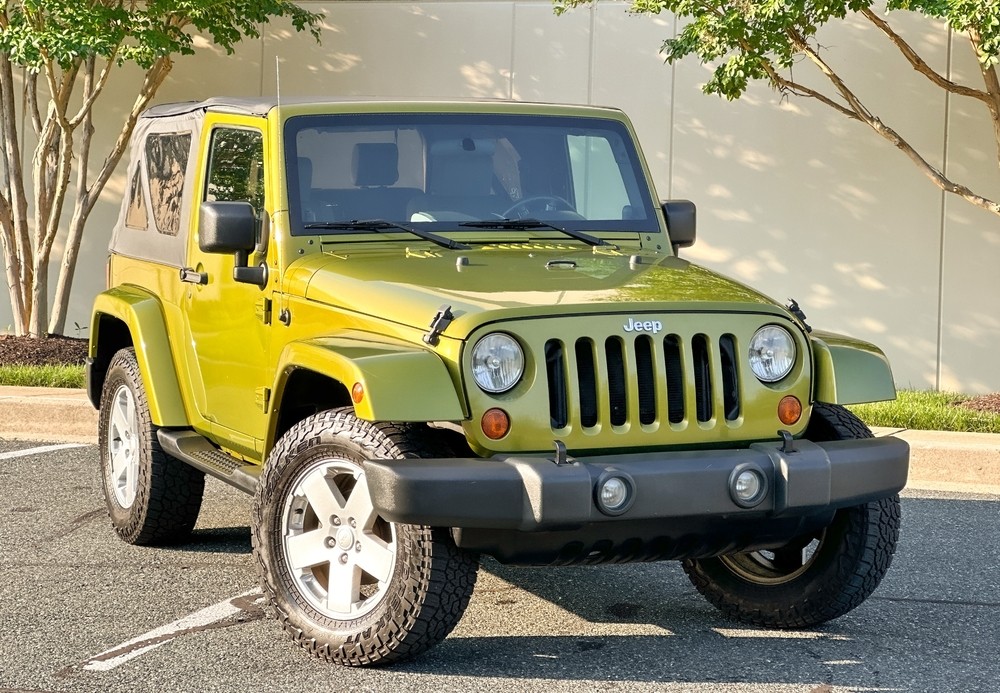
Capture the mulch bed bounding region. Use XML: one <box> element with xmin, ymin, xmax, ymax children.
<box><xmin>0</xmin><ymin>334</ymin><xmax>88</xmax><ymax>366</ymax></box>
<box><xmin>957</xmin><ymin>393</ymin><xmax>1000</xmax><ymax>416</ymax></box>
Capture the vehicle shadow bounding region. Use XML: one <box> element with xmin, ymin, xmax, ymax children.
<box><xmin>181</xmin><ymin>525</ymin><xmax>253</xmax><ymax>554</ymax></box>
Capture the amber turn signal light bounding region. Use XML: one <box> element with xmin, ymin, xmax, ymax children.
<box><xmin>351</xmin><ymin>382</ymin><xmax>365</xmax><ymax>404</ymax></box>
<box><xmin>778</xmin><ymin>396</ymin><xmax>802</xmax><ymax>425</ymax></box>
<box><xmin>481</xmin><ymin>408</ymin><xmax>511</xmax><ymax>440</ymax></box>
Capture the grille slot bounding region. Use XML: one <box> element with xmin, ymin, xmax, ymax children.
<box><xmin>545</xmin><ymin>339</ymin><xmax>568</xmax><ymax>429</ymax></box>
<box><xmin>606</xmin><ymin>338</ymin><xmax>627</xmax><ymax>426</ymax></box>
<box><xmin>575</xmin><ymin>338</ymin><xmax>598</xmax><ymax>428</ymax></box>
<box><xmin>545</xmin><ymin>329</ymin><xmax>745</xmax><ymax>432</ymax></box>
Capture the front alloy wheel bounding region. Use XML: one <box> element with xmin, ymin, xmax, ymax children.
<box><xmin>252</xmin><ymin>409</ymin><xmax>479</xmax><ymax>666</ymax></box>
<box><xmin>281</xmin><ymin>458</ymin><xmax>397</xmax><ymax>620</ymax></box>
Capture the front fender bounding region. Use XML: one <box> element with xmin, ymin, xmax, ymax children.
<box><xmin>273</xmin><ymin>336</ymin><xmax>467</xmax><ymax>423</ymax></box>
<box><xmin>811</xmin><ymin>330</ymin><xmax>896</xmax><ymax>405</ymax></box>
<box><xmin>90</xmin><ymin>287</ymin><xmax>188</xmax><ymax>426</ymax></box>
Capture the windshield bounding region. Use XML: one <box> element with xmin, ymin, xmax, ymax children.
<box><xmin>283</xmin><ymin>112</ymin><xmax>660</xmax><ymax>238</ymax></box>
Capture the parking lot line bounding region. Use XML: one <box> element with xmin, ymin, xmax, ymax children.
<box><xmin>82</xmin><ymin>590</ymin><xmax>262</xmax><ymax>672</ymax></box>
<box><xmin>0</xmin><ymin>443</ymin><xmax>86</xmax><ymax>460</ymax></box>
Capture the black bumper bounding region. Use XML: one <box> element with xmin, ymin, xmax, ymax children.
<box><xmin>365</xmin><ymin>436</ymin><xmax>909</xmax><ymax>532</ymax></box>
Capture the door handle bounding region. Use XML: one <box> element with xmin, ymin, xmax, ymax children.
<box><xmin>180</xmin><ymin>267</ymin><xmax>208</xmax><ymax>285</ymax></box>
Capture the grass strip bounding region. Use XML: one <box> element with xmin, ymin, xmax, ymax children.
<box><xmin>0</xmin><ymin>364</ymin><xmax>86</xmax><ymax>389</ymax></box>
<box><xmin>849</xmin><ymin>389</ymin><xmax>1000</xmax><ymax>434</ymax></box>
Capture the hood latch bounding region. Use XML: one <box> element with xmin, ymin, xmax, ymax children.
<box><xmin>423</xmin><ymin>304</ymin><xmax>455</xmax><ymax>346</ymax></box>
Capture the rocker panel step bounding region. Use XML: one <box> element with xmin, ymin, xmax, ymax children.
<box><xmin>157</xmin><ymin>429</ymin><xmax>261</xmax><ymax>495</ymax></box>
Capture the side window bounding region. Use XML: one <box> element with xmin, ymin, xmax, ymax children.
<box><xmin>145</xmin><ymin>132</ymin><xmax>192</xmax><ymax>236</ymax></box>
<box><xmin>206</xmin><ymin>128</ymin><xmax>265</xmax><ymax>218</ymax></box>
<box><xmin>124</xmin><ymin>168</ymin><xmax>147</xmax><ymax>230</ymax></box>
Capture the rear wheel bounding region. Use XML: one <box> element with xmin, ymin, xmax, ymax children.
<box><xmin>252</xmin><ymin>409</ymin><xmax>478</xmax><ymax>666</ymax></box>
<box><xmin>98</xmin><ymin>348</ymin><xmax>204</xmax><ymax>545</ymax></box>
<box><xmin>682</xmin><ymin>403</ymin><xmax>901</xmax><ymax>627</ymax></box>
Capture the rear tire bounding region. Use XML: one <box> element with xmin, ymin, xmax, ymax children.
<box><xmin>252</xmin><ymin>409</ymin><xmax>478</xmax><ymax>666</ymax></box>
<box><xmin>98</xmin><ymin>348</ymin><xmax>204</xmax><ymax>545</ymax></box>
<box><xmin>682</xmin><ymin>403</ymin><xmax>901</xmax><ymax>627</ymax></box>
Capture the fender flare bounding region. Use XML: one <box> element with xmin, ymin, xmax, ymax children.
<box><xmin>270</xmin><ymin>336</ymin><xmax>466</xmax><ymax>436</ymax></box>
<box><xmin>810</xmin><ymin>330</ymin><xmax>897</xmax><ymax>405</ymax></box>
<box><xmin>90</xmin><ymin>286</ymin><xmax>188</xmax><ymax>426</ymax></box>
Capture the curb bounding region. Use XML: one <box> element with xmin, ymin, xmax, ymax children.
<box><xmin>1</xmin><ymin>387</ymin><xmax>998</xmax><ymax>492</ymax></box>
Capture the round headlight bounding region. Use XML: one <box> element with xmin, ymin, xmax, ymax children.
<box><xmin>471</xmin><ymin>333</ymin><xmax>524</xmax><ymax>393</ymax></box>
<box><xmin>748</xmin><ymin>325</ymin><xmax>796</xmax><ymax>383</ymax></box>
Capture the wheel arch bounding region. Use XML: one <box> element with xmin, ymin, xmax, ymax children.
<box><xmin>266</xmin><ymin>337</ymin><xmax>467</xmax><ymax>452</ymax></box>
<box><xmin>810</xmin><ymin>330</ymin><xmax>897</xmax><ymax>405</ymax></box>
<box><xmin>89</xmin><ymin>287</ymin><xmax>188</xmax><ymax>426</ymax></box>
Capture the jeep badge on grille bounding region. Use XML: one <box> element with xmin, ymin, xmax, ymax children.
<box><xmin>623</xmin><ymin>318</ymin><xmax>663</xmax><ymax>334</ymax></box>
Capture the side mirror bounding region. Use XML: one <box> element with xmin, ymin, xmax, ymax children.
<box><xmin>199</xmin><ymin>201</ymin><xmax>268</xmax><ymax>288</ymax></box>
<box><xmin>199</xmin><ymin>201</ymin><xmax>257</xmax><ymax>254</ymax></box>
<box><xmin>662</xmin><ymin>200</ymin><xmax>696</xmax><ymax>252</ymax></box>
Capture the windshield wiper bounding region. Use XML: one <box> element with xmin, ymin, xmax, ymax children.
<box><xmin>459</xmin><ymin>218</ymin><xmax>612</xmax><ymax>247</ymax></box>
<box><xmin>303</xmin><ymin>219</ymin><xmax>469</xmax><ymax>250</ymax></box>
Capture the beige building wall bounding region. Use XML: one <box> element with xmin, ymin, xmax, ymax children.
<box><xmin>6</xmin><ymin>1</ymin><xmax>999</xmax><ymax>393</ymax></box>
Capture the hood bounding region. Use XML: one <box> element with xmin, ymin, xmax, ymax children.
<box><xmin>286</xmin><ymin>244</ymin><xmax>785</xmax><ymax>337</ymax></box>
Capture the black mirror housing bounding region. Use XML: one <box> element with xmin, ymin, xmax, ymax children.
<box><xmin>199</xmin><ymin>201</ymin><xmax>257</xmax><ymax>254</ymax></box>
<box><xmin>662</xmin><ymin>200</ymin><xmax>696</xmax><ymax>250</ymax></box>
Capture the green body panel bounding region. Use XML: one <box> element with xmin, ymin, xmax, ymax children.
<box><xmin>90</xmin><ymin>286</ymin><xmax>188</xmax><ymax>426</ymax></box>
<box><xmin>271</xmin><ymin>336</ymin><xmax>466</xmax><ymax>421</ymax></box>
<box><xmin>811</xmin><ymin>330</ymin><xmax>896</xmax><ymax>405</ymax></box>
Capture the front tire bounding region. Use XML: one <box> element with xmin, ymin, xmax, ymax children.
<box><xmin>682</xmin><ymin>403</ymin><xmax>901</xmax><ymax>628</ymax></box>
<box><xmin>252</xmin><ymin>409</ymin><xmax>478</xmax><ymax>666</ymax></box>
<box><xmin>98</xmin><ymin>348</ymin><xmax>205</xmax><ymax>545</ymax></box>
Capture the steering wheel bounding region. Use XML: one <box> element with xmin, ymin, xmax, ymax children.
<box><xmin>503</xmin><ymin>195</ymin><xmax>577</xmax><ymax>220</ymax></box>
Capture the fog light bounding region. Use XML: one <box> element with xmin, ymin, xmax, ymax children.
<box><xmin>595</xmin><ymin>474</ymin><xmax>634</xmax><ymax>516</ymax></box>
<box><xmin>729</xmin><ymin>464</ymin><xmax>767</xmax><ymax>508</ymax></box>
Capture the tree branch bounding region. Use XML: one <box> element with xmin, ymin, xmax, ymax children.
<box><xmin>862</xmin><ymin>8</ymin><xmax>991</xmax><ymax>103</ymax></box>
<box><xmin>969</xmin><ymin>29</ymin><xmax>1000</xmax><ymax>173</ymax></box>
<box><xmin>793</xmin><ymin>26</ymin><xmax>1000</xmax><ymax>216</ymax></box>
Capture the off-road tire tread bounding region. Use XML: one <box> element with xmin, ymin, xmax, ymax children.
<box><xmin>252</xmin><ymin>408</ymin><xmax>478</xmax><ymax>666</ymax></box>
<box><xmin>99</xmin><ymin>348</ymin><xmax>204</xmax><ymax>545</ymax></box>
<box><xmin>682</xmin><ymin>402</ymin><xmax>899</xmax><ymax>628</ymax></box>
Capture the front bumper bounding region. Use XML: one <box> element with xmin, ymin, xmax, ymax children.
<box><xmin>365</xmin><ymin>436</ymin><xmax>908</xmax><ymax>531</ymax></box>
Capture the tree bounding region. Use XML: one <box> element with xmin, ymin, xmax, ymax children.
<box><xmin>554</xmin><ymin>1</ymin><xmax>1000</xmax><ymax>218</ymax></box>
<box><xmin>0</xmin><ymin>1</ymin><xmax>321</xmax><ymax>337</ymax></box>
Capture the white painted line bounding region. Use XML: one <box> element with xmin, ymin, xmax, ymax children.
<box><xmin>83</xmin><ymin>590</ymin><xmax>260</xmax><ymax>672</ymax></box>
<box><xmin>0</xmin><ymin>443</ymin><xmax>86</xmax><ymax>461</ymax></box>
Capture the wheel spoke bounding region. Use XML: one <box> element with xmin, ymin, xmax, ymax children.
<box><xmin>356</xmin><ymin>534</ymin><xmax>395</xmax><ymax>582</ymax></box>
<box><xmin>111</xmin><ymin>445</ymin><xmax>130</xmax><ymax>481</ymax></box>
<box><xmin>327</xmin><ymin>561</ymin><xmax>361</xmax><ymax>614</ymax></box>
<box><xmin>111</xmin><ymin>400</ymin><xmax>130</xmax><ymax>439</ymax></box>
<box><xmin>285</xmin><ymin>528</ymin><xmax>331</xmax><ymax>571</ymax></box>
<box><xmin>343</xmin><ymin>472</ymin><xmax>378</xmax><ymax>529</ymax></box>
<box><xmin>300</xmin><ymin>470</ymin><xmax>346</xmax><ymax>521</ymax></box>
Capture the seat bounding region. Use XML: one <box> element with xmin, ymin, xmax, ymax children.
<box><xmin>407</xmin><ymin>138</ymin><xmax>507</xmax><ymax>221</ymax></box>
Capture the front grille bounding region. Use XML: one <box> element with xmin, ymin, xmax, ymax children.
<box><xmin>545</xmin><ymin>332</ymin><xmax>742</xmax><ymax>431</ymax></box>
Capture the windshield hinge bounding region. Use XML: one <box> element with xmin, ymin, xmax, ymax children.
<box><xmin>423</xmin><ymin>304</ymin><xmax>455</xmax><ymax>346</ymax></box>
<box><xmin>255</xmin><ymin>387</ymin><xmax>271</xmax><ymax>413</ymax></box>
<box><xmin>256</xmin><ymin>297</ymin><xmax>272</xmax><ymax>325</ymax></box>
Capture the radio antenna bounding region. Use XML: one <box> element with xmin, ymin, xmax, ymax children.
<box><xmin>275</xmin><ymin>56</ymin><xmax>282</xmax><ymax>106</ymax></box>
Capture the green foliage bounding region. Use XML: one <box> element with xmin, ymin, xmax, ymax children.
<box><xmin>0</xmin><ymin>363</ymin><xmax>85</xmax><ymax>388</ymax></box>
<box><xmin>0</xmin><ymin>1</ymin><xmax>322</xmax><ymax>71</ymax></box>
<box><xmin>553</xmin><ymin>1</ymin><xmax>1000</xmax><ymax>98</ymax></box>
<box><xmin>849</xmin><ymin>390</ymin><xmax>1000</xmax><ymax>434</ymax></box>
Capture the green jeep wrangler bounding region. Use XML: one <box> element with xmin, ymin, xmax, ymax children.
<box><xmin>88</xmin><ymin>98</ymin><xmax>908</xmax><ymax>666</ymax></box>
